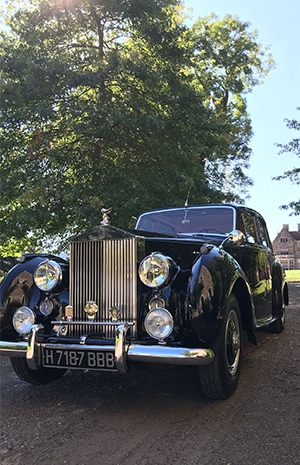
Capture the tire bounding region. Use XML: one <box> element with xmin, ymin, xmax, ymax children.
<box><xmin>10</xmin><ymin>358</ymin><xmax>67</xmax><ymax>385</ymax></box>
<box><xmin>199</xmin><ymin>294</ymin><xmax>242</xmax><ymax>400</ymax></box>
<box><xmin>269</xmin><ymin>306</ymin><xmax>286</xmax><ymax>334</ymax></box>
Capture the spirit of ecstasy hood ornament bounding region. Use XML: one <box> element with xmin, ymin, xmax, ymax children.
<box><xmin>101</xmin><ymin>207</ymin><xmax>112</xmax><ymax>226</ymax></box>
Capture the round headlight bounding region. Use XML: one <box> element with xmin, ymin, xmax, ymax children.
<box><xmin>13</xmin><ymin>307</ymin><xmax>35</xmax><ymax>335</ymax></box>
<box><xmin>144</xmin><ymin>307</ymin><xmax>174</xmax><ymax>341</ymax></box>
<box><xmin>34</xmin><ymin>260</ymin><xmax>62</xmax><ymax>291</ymax></box>
<box><xmin>139</xmin><ymin>253</ymin><xmax>170</xmax><ymax>288</ymax></box>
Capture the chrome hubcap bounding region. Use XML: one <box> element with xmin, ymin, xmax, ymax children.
<box><xmin>225</xmin><ymin>309</ymin><xmax>241</xmax><ymax>376</ymax></box>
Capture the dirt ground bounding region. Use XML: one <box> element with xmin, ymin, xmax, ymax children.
<box><xmin>0</xmin><ymin>283</ymin><xmax>299</xmax><ymax>465</ymax></box>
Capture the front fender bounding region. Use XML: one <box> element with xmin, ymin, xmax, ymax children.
<box><xmin>188</xmin><ymin>246</ymin><xmax>249</xmax><ymax>345</ymax></box>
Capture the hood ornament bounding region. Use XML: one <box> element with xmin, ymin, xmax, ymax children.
<box><xmin>101</xmin><ymin>207</ymin><xmax>112</xmax><ymax>226</ymax></box>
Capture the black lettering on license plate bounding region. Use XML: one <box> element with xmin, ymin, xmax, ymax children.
<box><xmin>43</xmin><ymin>348</ymin><xmax>115</xmax><ymax>370</ymax></box>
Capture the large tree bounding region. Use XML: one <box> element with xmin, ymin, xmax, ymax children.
<box><xmin>0</xmin><ymin>4</ymin><xmax>274</xmax><ymax>255</ymax></box>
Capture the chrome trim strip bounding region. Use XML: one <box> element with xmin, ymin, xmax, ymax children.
<box><xmin>41</xmin><ymin>343</ymin><xmax>116</xmax><ymax>351</ymax></box>
<box><xmin>51</xmin><ymin>321</ymin><xmax>135</xmax><ymax>326</ymax></box>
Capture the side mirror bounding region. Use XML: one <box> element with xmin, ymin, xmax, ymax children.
<box><xmin>228</xmin><ymin>230</ymin><xmax>245</xmax><ymax>245</ymax></box>
<box><xmin>220</xmin><ymin>230</ymin><xmax>245</xmax><ymax>249</ymax></box>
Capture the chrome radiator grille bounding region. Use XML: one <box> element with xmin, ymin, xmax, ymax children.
<box><xmin>69</xmin><ymin>238</ymin><xmax>137</xmax><ymax>338</ymax></box>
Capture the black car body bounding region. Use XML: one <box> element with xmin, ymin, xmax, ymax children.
<box><xmin>0</xmin><ymin>204</ymin><xmax>289</xmax><ymax>399</ymax></box>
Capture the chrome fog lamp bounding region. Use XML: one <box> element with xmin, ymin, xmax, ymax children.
<box><xmin>145</xmin><ymin>307</ymin><xmax>174</xmax><ymax>342</ymax></box>
<box><xmin>39</xmin><ymin>298</ymin><xmax>54</xmax><ymax>316</ymax></box>
<box><xmin>13</xmin><ymin>307</ymin><xmax>35</xmax><ymax>335</ymax></box>
<box><xmin>34</xmin><ymin>260</ymin><xmax>62</xmax><ymax>291</ymax></box>
<box><xmin>149</xmin><ymin>295</ymin><xmax>166</xmax><ymax>310</ymax></box>
<box><xmin>139</xmin><ymin>253</ymin><xmax>170</xmax><ymax>288</ymax></box>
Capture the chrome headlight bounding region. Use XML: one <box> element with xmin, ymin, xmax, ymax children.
<box><xmin>34</xmin><ymin>260</ymin><xmax>62</xmax><ymax>291</ymax></box>
<box><xmin>13</xmin><ymin>307</ymin><xmax>35</xmax><ymax>335</ymax></box>
<box><xmin>39</xmin><ymin>298</ymin><xmax>54</xmax><ymax>316</ymax></box>
<box><xmin>144</xmin><ymin>307</ymin><xmax>174</xmax><ymax>341</ymax></box>
<box><xmin>139</xmin><ymin>253</ymin><xmax>171</xmax><ymax>288</ymax></box>
<box><xmin>149</xmin><ymin>295</ymin><xmax>166</xmax><ymax>310</ymax></box>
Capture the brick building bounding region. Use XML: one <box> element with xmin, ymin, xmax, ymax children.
<box><xmin>272</xmin><ymin>224</ymin><xmax>300</xmax><ymax>270</ymax></box>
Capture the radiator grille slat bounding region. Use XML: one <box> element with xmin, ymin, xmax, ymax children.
<box><xmin>69</xmin><ymin>238</ymin><xmax>137</xmax><ymax>338</ymax></box>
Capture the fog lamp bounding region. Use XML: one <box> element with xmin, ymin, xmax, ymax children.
<box><xmin>39</xmin><ymin>298</ymin><xmax>54</xmax><ymax>316</ymax></box>
<box><xmin>144</xmin><ymin>307</ymin><xmax>174</xmax><ymax>341</ymax></box>
<box><xmin>13</xmin><ymin>307</ymin><xmax>35</xmax><ymax>335</ymax></box>
<box><xmin>149</xmin><ymin>295</ymin><xmax>166</xmax><ymax>310</ymax></box>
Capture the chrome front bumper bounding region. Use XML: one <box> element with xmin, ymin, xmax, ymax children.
<box><xmin>0</xmin><ymin>323</ymin><xmax>214</xmax><ymax>372</ymax></box>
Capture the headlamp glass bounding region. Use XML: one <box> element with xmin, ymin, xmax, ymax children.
<box><xmin>34</xmin><ymin>260</ymin><xmax>62</xmax><ymax>291</ymax></box>
<box><xmin>144</xmin><ymin>307</ymin><xmax>174</xmax><ymax>341</ymax></box>
<box><xmin>13</xmin><ymin>307</ymin><xmax>35</xmax><ymax>335</ymax></box>
<box><xmin>139</xmin><ymin>254</ymin><xmax>169</xmax><ymax>288</ymax></box>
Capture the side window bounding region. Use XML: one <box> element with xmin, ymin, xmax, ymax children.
<box><xmin>256</xmin><ymin>217</ymin><xmax>269</xmax><ymax>247</ymax></box>
<box><xmin>242</xmin><ymin>211</ymin><xmax>258</xmax><ymax>244</ymax></box>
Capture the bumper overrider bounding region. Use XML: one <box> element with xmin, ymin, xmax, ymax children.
<box><xmin>0</xmin><ymin>322</ymin><xmax>214</xmax><ymax>372</ymax></box>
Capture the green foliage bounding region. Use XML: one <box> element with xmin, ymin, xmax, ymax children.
<box><xmin>0</xmin><ymin>4</ymin><xmax>275</xmax><ymax>254</ymax></box>
<box><xmin>274</xmin><ymin>108</ymin><xmax>300</xmax><ymax>215</ymax></box>
<box><xmin>188</xmin><ymin>14</ymin><xmax>275</xmax><ymax>196</ymax></box>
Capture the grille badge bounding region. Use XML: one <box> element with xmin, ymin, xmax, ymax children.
<box><xmin>84</xmin><ymin>301</ymin><xmax>99</xmax><ymax>320</ymax></box>
<box><xmin>109</xmin><ymin>306</ymin><xmax>121</xmax><ymax>322</ymax></box>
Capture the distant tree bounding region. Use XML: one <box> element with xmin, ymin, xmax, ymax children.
<box><xmin>274</xmin><ymin>108</ymin><xmax>300</xmax><ymax>215</ymax></box>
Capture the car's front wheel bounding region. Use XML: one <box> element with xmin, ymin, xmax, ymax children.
<box><xmin>10</xmin><ymin>357</ymin><xmax>67</xmax><ymax>385</ymax></box>
<box><xmin>199</xmin><ymin>294</ymin><xmax>242</xmax><ymax>400</ymax></box>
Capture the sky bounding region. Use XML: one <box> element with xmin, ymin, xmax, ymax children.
<box><xmin>185</xmin><ymin>0</ymin><xmax>300</xmax><ymax>240</ymax></box>
<box><xmin>0</xmin><ymin>0</ymin><xmax>299</xmax><ymax>241</ymax></box>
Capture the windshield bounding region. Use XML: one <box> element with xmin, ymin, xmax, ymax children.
<box><xmin>135</xmin><ymin>206</ymin><xmax>235</xmax><ymax>237</ymax></box>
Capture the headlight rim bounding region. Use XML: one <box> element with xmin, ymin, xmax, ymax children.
<box><xmin>139</xmin><ymin>253</ymin><xmax>171</xmax><ymax>289</ymax></box>
<box><xmin>34</xmin><ymin>259</ymin><xmax>62</xmax><ymax>291</ymax></box>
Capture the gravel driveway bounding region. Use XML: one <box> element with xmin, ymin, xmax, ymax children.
<box><xmin>1</xmin><ymin>283</ymin><xmax>299</xmax><ymax>465</ymax></box>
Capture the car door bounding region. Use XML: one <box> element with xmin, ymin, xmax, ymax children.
<box><xmin>238</xmin><ymin>209</ymin><xmax>273</xmax><ymax>324</ymax></box>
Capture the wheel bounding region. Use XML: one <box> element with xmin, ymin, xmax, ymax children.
<box><xmin>199</xmin><ymin>294</ymin><xmax>242</xmax><ymax>400</ymax></box>
<box><xmin>10</xmin><ymin>358</ymin><xmax>67</xmax><ymax>385</ymax></box>
<box><xmin>269</xmin><ymin>306</ymin><xmax>286</xmax><ymax>334</ymax></box>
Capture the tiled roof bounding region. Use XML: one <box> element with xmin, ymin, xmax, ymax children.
<box><xmin>289</xmin><ymin>231</ymin><xmax>300</xmax><ymax>241</ymax></box>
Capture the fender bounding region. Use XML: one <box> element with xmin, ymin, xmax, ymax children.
<box><xmin>0</xmin><ymin>255</ymin><xmax>69</xmax><ymax>340</ymax></box>
<box><xmin>187</xmin><ymin>245</ymin><xmax>253</xmax><ymax>346</ymax></box>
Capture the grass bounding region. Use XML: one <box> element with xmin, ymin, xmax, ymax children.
<box><xmin>285</xmin><ymin>270</ymin><xmax>300</xmax><ymax>281</ymax></box>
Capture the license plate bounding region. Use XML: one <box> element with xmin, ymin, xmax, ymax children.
<box><xmin>42</xmin><ymin>347</ymin><xmax>116</xmax><ymax>371</ymax></box>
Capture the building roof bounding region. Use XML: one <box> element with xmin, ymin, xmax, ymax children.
<box><xmin>289</xmin><ymin>231</ymin><xmax>300</xmax><ymax>241</ymax></box>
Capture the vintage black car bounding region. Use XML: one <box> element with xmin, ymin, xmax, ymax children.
<box><xmin>0</xmin><ymin>204</ymin><xmax>288</xmax><ymax>399</ymax></box>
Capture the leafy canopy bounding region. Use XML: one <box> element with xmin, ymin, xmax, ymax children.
<box><xmin>0</xmin><ymin>3</ymin><xmax>275</xmax><ymax>255</ymax></box>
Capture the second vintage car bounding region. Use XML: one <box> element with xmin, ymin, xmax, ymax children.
<box><xmin>0</xmin><ymin>204</ymin><xmax>288</xmax><ymax>399</ymax></box>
